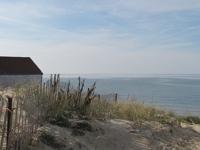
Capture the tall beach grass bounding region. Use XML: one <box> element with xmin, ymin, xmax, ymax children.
<box><xmin>12</xmin><ymin>74</ymin><xmax>186</xmax><ymax>126</ymax></box>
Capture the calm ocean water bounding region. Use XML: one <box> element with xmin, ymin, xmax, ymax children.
<box><xmin>46</xmin><ymin>74</ymin><xmax>200</xmax><ymax>116</ymax></box>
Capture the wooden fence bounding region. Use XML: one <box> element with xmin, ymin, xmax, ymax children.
<box><xmin>0</xmin><ymin>93</ymin><xmax>39</xmax><ymax>150</ymax></box>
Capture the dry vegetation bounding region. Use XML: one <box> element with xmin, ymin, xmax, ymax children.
<box><xmin>16</xmin><ymin>74</ymin><xmax>185</xmax><ymax>126</ymax></box>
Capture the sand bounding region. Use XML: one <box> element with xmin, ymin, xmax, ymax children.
<box><xmin>30</xmin><ymin>119</ymin><xmax>200</xmax><ymax>150</ymax></box>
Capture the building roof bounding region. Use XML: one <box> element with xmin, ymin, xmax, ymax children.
<box><xmin>0</xmin><ymin>56</ymin><xmax>43</xmax><ymax>75</ymax></box>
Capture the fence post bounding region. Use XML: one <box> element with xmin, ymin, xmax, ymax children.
<box><xmin>6</xmin><ymin>96</ymin><xmax>13</xmax><ymax>150</ymax></box>
<box><xmin>97</xmin><ymin>94</ymin><xmax>101</xmax><ymax>101</ymax></box>
<box><xmin>114</xmin><ymin>93</ymin><xmax>118</xmax><ymax>103</ymax></box>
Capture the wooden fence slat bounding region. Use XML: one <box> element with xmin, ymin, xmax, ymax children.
<box><xmin>6</xmin><ymin>97</ymin><xmax>13</xmax><ymax>150</ymax></box>
<box><xmin>0</xmin><ymin>111</ymin><xmax>7</xmax><ymax>149</ymax></box>
<box><xmin>0</xmin><ymin>97</ymin><xmax>5</xmax><ymax>124</ymax></box>
<box><xmin>13</xmin><ymin>97</ymin><xmax>19</xmax><ymax>135</ymax></box>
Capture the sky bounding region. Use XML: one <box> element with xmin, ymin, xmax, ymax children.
<box><xmin>0</xmin><ymin>0</ymin><xmax>200</xmax><ymax>75</ymax></box>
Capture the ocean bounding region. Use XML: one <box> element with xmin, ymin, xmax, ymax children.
<box><xmin>45</xmin><ymin>74</ymin><xmax>200</xmax><ymax>116</ymax></box>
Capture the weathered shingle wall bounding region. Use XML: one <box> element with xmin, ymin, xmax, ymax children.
<box><xmin>0</xmin><ymin>75</ymin><xmax>42</xmax><ymax>87</ymax></box>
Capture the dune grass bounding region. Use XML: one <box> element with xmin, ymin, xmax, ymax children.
<box><xmin>177</xmin><ymin>116</ymin><xmax>200</xmax><ymax>124</ymax></box>
<box><xmin>13</xmin><ymin>74</ymin><xmax>199</xmax><ymax>126</ymax></box>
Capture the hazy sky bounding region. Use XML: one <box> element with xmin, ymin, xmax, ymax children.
<box><xmin>0</xmin><ymin>0</ymin><xmax>200</xmax><ymax>74</ymax></box>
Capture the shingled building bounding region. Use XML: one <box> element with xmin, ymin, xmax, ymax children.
<box><xmin>0</xmin><ymin>56</ymin><xmax>43</xmax><ymax>87</ymax></box>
